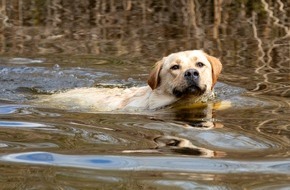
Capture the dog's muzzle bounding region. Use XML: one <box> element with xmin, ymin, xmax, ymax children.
<box><xmin>173</xmin><ymin>69</ymin><xmax>206</xmax><ymax>98</ymax></box>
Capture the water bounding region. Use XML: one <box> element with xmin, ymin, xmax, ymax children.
<box><xmin>0</xmin><ymin>1</ymin><xmax>290</xmax><ymax>189</ymax></box>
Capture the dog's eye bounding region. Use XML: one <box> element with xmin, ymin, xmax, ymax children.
<box><xmin>170</xmin><ymin>65</ymin><xmax>180</xmax><ymax>70</ymax></box>
<box><xmin>196</xmin><ymin>62</ymin><xmax>205</xmax><ymax>67</ymax></box>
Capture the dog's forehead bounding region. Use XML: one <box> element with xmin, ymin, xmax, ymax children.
<box><xmin>165</xmin><ymin>50</ymin><xmax>209</xmax><ymax>64</ymax></box>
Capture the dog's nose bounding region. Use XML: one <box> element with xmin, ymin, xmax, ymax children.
<box><xmin>184</xmin><ymin>69</ymin><xmax>199</xmax><ymax>80</ymax></box>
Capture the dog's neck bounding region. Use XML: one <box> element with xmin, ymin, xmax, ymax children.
<box><xmin>148</xmin><ymin>89</ymin><xmax>177</xmax><ymax>109</ymax></box>
<box><xmin>122</xmin><ymin>86</ymin><xmax>175</xmax><ymax>110</ymax></box>
<box><xmin>122</xmin><ymin>86</ymin><xmax>214</xmax><ymax>111</ymax></box>
<box><xmin>148</xmin><ymin>88</ymin><xmax>215</xmax><ymax>110</ymax></box>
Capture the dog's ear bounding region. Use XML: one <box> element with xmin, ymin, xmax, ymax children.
<box><xmin>147</xmin><ymin>59</ymin><xmax>163</xmax><ymax>90</ymax></box>
<box><xmin>205</xmin><ymin>54</ymin><xmax>222</xmax><ymax>89</ymax></box>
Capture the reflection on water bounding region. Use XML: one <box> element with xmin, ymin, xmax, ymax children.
<box><xmin>3</xmin><ymin>151</ymin><xmax>290</xmax><ymax>174</ymax></box>
<box><xmin>0</xmin><ymin>104</ymin><xmax>289</xmax><ymax>189</ymax></box>
<box><xmin>0</xmin><ymin>0</ymin><xmax>290</xmax><ymax>189</ymax></box>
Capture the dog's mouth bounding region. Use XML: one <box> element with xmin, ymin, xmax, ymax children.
<box><xmin>173</xmin><ymin>84</ymin><xmax>206</xmax><ymax>98</ymax></box>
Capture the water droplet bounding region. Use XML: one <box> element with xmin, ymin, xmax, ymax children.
<box><xmin>53</xmin><ymin>64</ymin><xmax>60</xmax><ymax>70</ymax></box>
<box><xmin>0</xmin><ymin>68</ymin><xmax>9</xmax><ymax>75</ymax></box>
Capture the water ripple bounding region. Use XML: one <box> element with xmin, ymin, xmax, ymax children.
<box><xmin>2</xmin><ymin>152</ymin><xmax>290</xmax><ymax>175</ymax></box>
<box><xmin>0</xmin><ymin>141</ymin><xmax>58</xmax><ymax>149</ymax></box>
<box><xmin>8</xmin><ymin>58</ymin><xmax>45</xmax><ymax>64</ymax></box>
<box><xmin>0</xmin><ymin>105</ymin><xmax>26</xmax><ymax>114</ymax></box>
<box><xmin>0</xmin><ymin>120</ymin><xmax>49</xmax><ymax>128</ymax></box>
<box><xmin>194</xmin><ymin>130</ymin><xmax>278</xmax><ymax>151</ymax></box>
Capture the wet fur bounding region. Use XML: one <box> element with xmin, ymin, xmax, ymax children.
<box><xmin>39</xmin><ymin>50</ymin><xmax>222</xmax><ymax>111</ymax></box>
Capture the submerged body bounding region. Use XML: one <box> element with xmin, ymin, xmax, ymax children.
<box><xmin>40</xmin><ymin>86</ymin><xmax>214</xmax><ymax>112</ymax></box>
<box><xmin>39</xmin><ymin>50</ymin><xmax>222</xmax><ymax>112</ymax></box>
<box><xmin>41</xmin><ymin>86</ymin><xmax>152</xmax><ymax>111</ymax></box>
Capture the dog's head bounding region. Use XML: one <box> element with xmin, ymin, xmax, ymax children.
<box><xmin>148</xmin><ymin>50</ymin><xmax>222</xmax><ymax>98</ymax></box>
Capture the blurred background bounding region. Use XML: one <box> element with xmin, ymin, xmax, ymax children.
<box><xmin>0</xmin><ymin>1</ymin><xmax>288</xmax><ymax>56</ymax></box>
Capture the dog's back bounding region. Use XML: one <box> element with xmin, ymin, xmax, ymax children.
<box><xmin>38</xmin><ymin>86</ymin><xmax>151</xmax><ymax>112</ymax></box>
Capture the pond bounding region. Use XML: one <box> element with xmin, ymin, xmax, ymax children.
<box><xmin>0</xmin><ymin>1</ymin><xmax>289</xmax><ymax>189</ymax></box>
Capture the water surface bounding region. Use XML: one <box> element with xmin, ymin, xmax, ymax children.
<box><xmin>0</xmin><ymin>1</ymin><xmax>289</xmax><ymax>189</ymax></box>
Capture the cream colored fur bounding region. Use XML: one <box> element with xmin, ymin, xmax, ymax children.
<box><xmin>39</xmin><ymin>50</ymin><xmax>222</xmax><ymax>112</ymax></box>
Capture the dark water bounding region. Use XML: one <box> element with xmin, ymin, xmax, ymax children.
<box><xmin>0</xmin><ymin>1</ymin><xmax>290</xmax><ymax>189</ymax></box>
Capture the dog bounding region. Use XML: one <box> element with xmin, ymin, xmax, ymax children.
<box><xmin>39</xmin><ymin>50</ymin><xmax>222</xmax><ymax>111</ymax></box>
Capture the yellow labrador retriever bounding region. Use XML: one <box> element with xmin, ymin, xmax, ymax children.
<box><xmin>40</xmin><ymin>50</ymin><xmax>222</xmax><ymax>111</ymax></box>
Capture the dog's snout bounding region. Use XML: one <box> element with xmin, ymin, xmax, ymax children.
<box><xmin>184</xmin><ymin>69</ymin><xmax>199</xmax><ymax>80</ymax></box>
